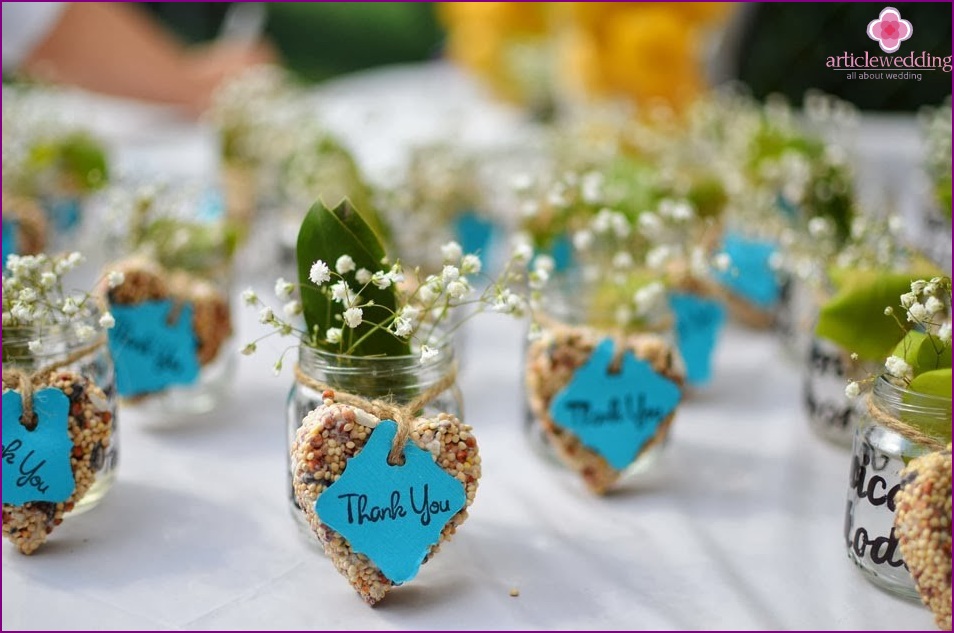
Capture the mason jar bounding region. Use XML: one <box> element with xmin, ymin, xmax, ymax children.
<box><xmin>803</xmin><ymin>336</ymin><xmax>879</xmax><ymax>447</ymax></box>
<box><xmin>844</xmin><ymin>376</ymin><xmax>952</xmax><ymax>599</ymax></box>
<box><xmin>2</xmin><ymin>312</ymin><xmax>119</xmax><ymax>553</ymax></box>
<box><xmin>523</xmin><ymin>274</ymin><xmax>685</xmax><ymax>494</ymax></box>
<box><xmin>286</xmin><ymin>338</ymin><xmax>462</xmax><ymax>536</ymax></box>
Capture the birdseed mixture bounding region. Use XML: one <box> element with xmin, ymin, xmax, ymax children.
<box><xmin>894</xmin><ymin>444</ymin><xmax>952</xmax><ymax>631</ymax></box>
<box><xmin>525</xmin><ymin>325</ymin><xmax>684</xmax><ymax>494</ymax></box>
<box><xmin>291</xmin><ymin>392</ymin><xmax>480</xmax><ymax>605</ymax></box>
<box><xmin>2</xmin><ymin>370</ymin><xmax>114</xmax><ymax>555</ymax></box>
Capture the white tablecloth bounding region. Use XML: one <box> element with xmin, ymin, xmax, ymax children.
<box><xmin>2</xmin><ymin>63</ymin><xmax>940</xmax><ymax>630</ymax></box>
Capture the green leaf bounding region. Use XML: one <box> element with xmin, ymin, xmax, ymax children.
<box><xmin>815</xmin><ymin>271</ymin><xmax>917</xmax><ymax>362</ymax></box>
<box><xmin>296</xmin><ymin>198</ymin><xmax>409</xmax><ymax>357</ymax></box>
<box><xmin>892</xmin><ymin>330</ymin><xmax>952</xmax><ymax>377</ymax></box>
<box><xmin>909</xmin><ymin>368</ymin><xmax>953</xmax><ymax>400</ymax></box>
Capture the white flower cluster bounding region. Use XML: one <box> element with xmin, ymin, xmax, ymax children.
<box><xmin>243</xmin><ymin>239</ymin><xmax>543</xmax><ymax>367</ymax></box>
<box><xmin>2</xmin><ymin>252</ymin><xmax>119</xmax><ymax>352</ymax></box>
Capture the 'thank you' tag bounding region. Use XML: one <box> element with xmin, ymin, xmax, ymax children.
<box><xmin>108</xmin><ymin>299</ymin><xmax>201</xmax><ymax>397</ymax></box>
<box><xmin>316</xmin><ymin>420</ymin><xmax>467</xmax><ymax>584</ymax></box>
<box><xmin>549</xmin><ymin>339</ymin><xmax>681</xmax><ymax>470</ymax></box>
<box><xmin>2</xmin><ymin>388</ymin><xmax>76</xmax><ymax>505</ymax></box>
<box><xmin>669</xmin><ymin>292</ymin><xmax>727</xmax><ymax>386</ymax></box>
<box><xmin>712</xmin><ymin>232</ymin><xmax>782</xmax><ymax>309</ymax></box>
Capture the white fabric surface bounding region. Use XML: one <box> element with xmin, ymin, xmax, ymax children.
<box><xmin>2</xmin><ymin>2</ymin><xmax>63</xmax><ymax>71</ymax></box>
<box><xmin>1</xmin><ymin>63</ymin><xmax>941</xmax><ymax>630</ymax></box>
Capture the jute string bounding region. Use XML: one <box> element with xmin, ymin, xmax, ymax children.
<box><xmin>2</xmin><ymin>340</ymin><xmax>104</xmax><ymax>428</ymax></box>
<box><xmin>866</xmin><ymin>397</ymin><xmax>948</xmax><ymax>452</ymax></box>
<box><xmin>294</xmin><ymin>362</ymin><xmax>458</xmax><ymax>465</ymax></box>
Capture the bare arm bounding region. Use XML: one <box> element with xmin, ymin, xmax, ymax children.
<box><xmin>20</xmin><ymin>2</ymin><xmax>273</xmax><ymax>113</ymax></box>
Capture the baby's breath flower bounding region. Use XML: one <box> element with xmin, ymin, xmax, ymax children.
<box><xmin>460</xmin><ymin>254</ymin><xmax>482</xmax><ymax>275</ymax></box>
<box><xmin>572</xmin><ymin>229</ymin><xmax>594</xmax><ymax>251</ymax></box>
<box><xmin>419</xmin><ymin>344</ymin><xmax>439</xmax><ymax>363</ymax></box>
<box><xmin>939</xmin><ymin>321</ymin><xmax>952</xmax><ymax>344</ymax></box>
<box><xmin>283</xmin><ymin>300</ymin><xmax>302</xmax><ymax>317</ymax></box>
<box><xmin>309</xmin><ymin>260</ymin><xmax>331</xmax><ymax>285</ymax></box>
<box><xmin>392</xmin><ymin>317</ymin><xmax>413</xmax><ymax>338</ymax></box>
<box><xmin>40</xmin><ymin>272</ymin><xmax>57</xmax><ymax>289</ymax></box>
<box><xmin>924</xmin><ymin>296</ymin><xmax>944</xmax><ymax>315</ymax></box>
<box><xmin>371</xmin><ymin>271</ymin><xmax>392</xmax><ymax>290</ymax></box>
<box><xmin>355</xmin><ymin>268</ymin><xmax>373</xmax><ymax>285</ymax></box>
<box><xmin>335</xmin><ymin>255</ymin><xmax>356</xmax><ymax>275</ymax></box>
<box><xmin>633</xmin><ymin>282</ymin><xmax>666</xmax><ymax>316</ymax></box>
<box><xmin>910</xmin><ymin>280</ymin><xmax>927</xmax><ymax>294</ymax></box>
<box><xmin>107</xmin><ymin>271</ymin><xmax>125</xmax><ymax>289</ymax></box>
<box><xmin>259</xmin><ymin>307</ymin><xmax>275</xmax><ymax>324</ymax></box>
<box><xmin>883</xmin><ymin>306</ymin><xmax>893</xmax><ymax>316</ymax></box>
<box><xmin>400</xmin><ymin>305</ymin><xmax>420</xmax><ymax>321</ymax></box>
<box><xmin>441</xmin><ymin>265</ymin><xmax>460</xmax><ymax>283</ymax></box>
<box><xmin>325</xmin><ymin>327</ymin><xmax>342</xmax><ymax>344</ymax></box>
<box><xmin>646</xmin><ymin>245</ymin><xmax>671</xmax><ymax>270</ymax></box>
<box><xmin>440</xmin><ymin>241</ymin><xmax>463</xmax><ymax>263</ymax></box>
<box><xmin>907</xmin><ymin>303</ymin><xmax>929</xmax><ymax>323</ymax></box>
<box><xmin>637</xmin><ymin>212</ymin><xmax>662</xmax><ymax>236</ymax></box>
<box><xmin>18</xmin><ymin>288</ymin><xmax>38</xmax><ymax>303</ymax></box>
<box><xmin>241</xmin><ymin>342</ymin><xmax>257</xmax><ymax>356</ymax></box>
<box><xmin>446</xmin><ymin>280</ymin><xmax>470</xmax><ymax>300</ymax></box>
<box><xmin>272</xmin><ymin>359</ymin><xmax>283</xmax><ymax>376</ymax></box>
<box><xmin>330</xmin><ymin>280</ymin><xmax>354</xmax><ymax>304</ymax></box>
<box><xmin>342</xmin><ymin>307</ymin><xmax>363</xmax><ymax>329</ymax></box>
<box><xmin>845</xmin><ymin>381</ymin><xmax>861</xmax><ymax>398</ymax></box>
<box><xmin>899</xmin><ymin>291</ymin><xmax>917</xmax><ymax>309</ymax></box>
<box><xmin>713</xmin><ymin>252</ymin><xmax>731</xmax><ymax>273</ymax></box>
<box><xmin>27</xmin><ymin>340</ymin><xmax>43</xmax><ymax>354</ymax></box>
<box><xmin>61</xmin><ymin>297</ymin><xmax>79</xmax><ymax>316</ymax></box>
<box><xmin>512</xmin><ymin>241</ymin><xmax>533</xmax><ymax>263</ymax></box>
<box><xmin>99</xmin><ymin>312</ymin><xmax>115</xmax><ymax>329</ymax></box>
<box><xmin>850</xmin><ymin>352</ymin><xmax>859</xmax><ymax>361</ymax></box>
<box><xmin>612</xmin><ymin>251</ymin><xmax>634</xmax><ymax>269</ymax></box>
<box><xmin>242</xmin><ymin>288</ymin><xmax>259</xmax><ymax>305</ymax></box>
<box><xmin>274</xmin><ymin>277</ymin><xmax>294</xmax><ymax>299</ymax></box>
<box><xmin>73</xmin><ymin>323</ymin><xmax>96</xmax><ymax>343</ymax></box>
<box><xmin>885</xmin><ymin>355</ymin><xmax>913</xmax><ymax>381</ymax></box>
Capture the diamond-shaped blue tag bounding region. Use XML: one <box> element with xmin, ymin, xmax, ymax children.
<box><xmin>668</xmin><ymin>292</ymin><xmax>727</xmax><ymax>386</ymax></box>
<box><xmin>549</xmin><ymin>338</ymin><xmax>682</xmax><ymax>471</ymax></box>
<box><xmin>316</xmin><ymin>420</ymin><xmax>467</xmax><ymax>584</ymax></box>
<box><xmin>712</xmin><ymin>232</ymin><xmax>781</xmax><ymax>309</ymax></box>
<box><xmin>107</xmin><ymin>299</ymin><xmax>201</xmax><ymax>397</ymax></box>
<box><xmin>2</xmin><ymin>388</ymin><xmax>76</xmax><ymax>505</ymax></box>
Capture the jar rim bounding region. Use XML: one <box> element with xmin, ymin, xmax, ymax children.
<box><xmin>873</xmin><ymin>373</ymin><xmax>952</xmax><ymax>410</ymax></box>
<box><xmin>298</xmin><ymin>333</ymin><xmax>456</xmax><ymax>370</ymax></box>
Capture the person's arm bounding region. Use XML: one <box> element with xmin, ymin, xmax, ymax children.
<box><xmin>19</xmin><ymin>2</ymin><xmax>272</xmax><ymax>113</ymax></box>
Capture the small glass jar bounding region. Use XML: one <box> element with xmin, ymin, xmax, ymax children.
<box><xmin>286</xmin><ymin>339</ymin><xmax>462</xmax><ymax>535</ymax></box>
<box><xmin>844</xmin><ymin>376</ymin><xmax>951</xmax><ymax>599</ymax></box>
<box><xmin>803</xmin><ymin>336</ymin><xmax>879</xmax><ymax>447</ymax></box>
<box><xmin>523</xmin><ymin>275</ymin><xmax>684</xmax><ymax>494</ymax></box>
<box><xmin>2</xmin><ymin>312</ymin><xmax>119</xmax><ymax>518</ymax></box>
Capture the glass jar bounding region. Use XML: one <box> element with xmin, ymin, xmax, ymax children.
<box><xmin>523</xmin><ymin>274</ymin><xmax>684</xmax><ymax>494</ymax></box>
<box><xmin>286</xmin><ymin>339</ymin><xmax>462</xmax><ymax>535</ymax></box>
<box><xmin>106</xmin><ymin>265</ymin><xmax>236</xmax><ymax>422</ymax></box>
<box><xmin>2</xmin><ymin>312</ymin><xmax>119</xmax><ymax>519</ymax></box>
<box><xmin>803</xmin><ymin>336</ymin><xmax>879</xmax><ymax>447</ymax></box>
<box><xmin>844</xmin><ymin>376</ymin><xmax>952</xmax><ymax>599</ymax></box>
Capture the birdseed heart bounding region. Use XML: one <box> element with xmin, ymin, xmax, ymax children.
<box><xmin>2</xmin><ymin>370</ymin><xmax>114</xmax><ymax>554</ymax></box>
<box><xmin>105</xmin><ymin>258</ymin><xmax>232</xmax><ymax>398</ymax></box>
<box><xmin>526</xmin><ymin>325</ymin><xmax>684</xmax><ymax>494</ymax></box>
<box><xmin>894</xmin><ymin>444</ymin><xmax>952</xmax><ymax>631</ymax></box>
<box><xmin>291</xmin><ymin>391</ymin><xmax>480</xmax><ymax>605</ymax></box>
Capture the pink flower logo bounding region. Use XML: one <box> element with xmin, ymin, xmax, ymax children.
<box><xmin>867</xmin><ymin>7</ymin><xmax>913</xmax><ymax>53</ymax></box>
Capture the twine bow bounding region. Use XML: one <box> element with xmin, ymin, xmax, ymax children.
<box><xmin>2</xmin><ymin>341</ymin><xmax>104</xmax><ymax>429</ymax></box>
<box><xmin>866</xmin><ymin>397</ymin><xmax>949</xmax><ymax>452</ymax></box>
<box><xmin>293</xmin><ymin>362</ymin><xmax>458</xmax><ymax>465</ymax></box>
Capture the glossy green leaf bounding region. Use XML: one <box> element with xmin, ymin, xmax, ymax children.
<box><xmin>892</xmin><ymin>330</ymin><xmax>952</xmax><ymax>377</ymax></box>
<box><xmin>296</xmin><ymin>198</ymin><xmax>409</xmax><ymax>357</ymax></box>
<box><xmin>909</xmin><ymin>368</ymin><xmax>953</xmax><ymax>400</ymax></box>
<box><xmin>815</xmin><ymin>272</ymin><xmax>916</xmax><ymax>362</ymax></box>
<box><xmin>902</xmin><ymin>368</ymin><xmax>953</xmax><ymax>444</ymax></box>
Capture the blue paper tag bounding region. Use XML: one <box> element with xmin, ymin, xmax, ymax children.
<box><xmin>197</xmin><ymin>187</ymin><xmax>227</xmax><ymax>222</ymax></box>
<box><xmin>316</xmin><ymin>420</ymin><xmax>467</xmax><ymax>584</ymax></box>
<box><xmin>453</xmin><ymin>210</ymin><xmax>495</xmax><ymax>263</ymax></box>
<box><xmin>668</xmin><ymin>292</ymin><xmax>727</xmax><ymax>386</ymax></box>
<box><xmin>108</xmin><ymin>299</ymin><xmax>201</xmax><ymax>397</ymax></box>
<box><xmin>712</xmin><ymin>232</ymin><xmax>781</xmax><ymax>309</ymax></box>
<box><xmin>2</xmin><ymin>388</ymin><xmax>76</xmax><ymax>505</ymax></box>
<box><xmin>44</xmin><ymin>197</ymin><xmax>81</xmax><ymax>233</ymax></box>
<box><xmin>549</xmin><ymin>338</ymin><xmax>681</xmax><ymax>471</ymax></box>
<box><xmin>540</xmin><ymin>233</ymin><xmax>574</xmax><ymax>273</ymax></box>
<box><xmin>2</xmin><ymin>217</ymin><xmax>18</xmax><ymax>266</ymax></box>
